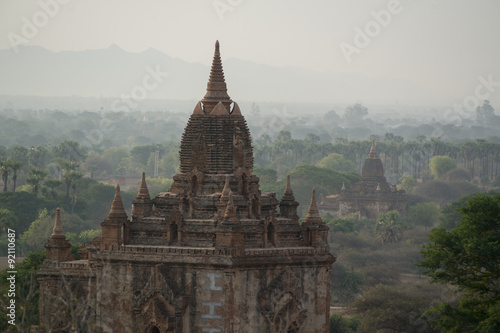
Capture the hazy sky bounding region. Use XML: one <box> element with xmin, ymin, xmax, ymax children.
<box><xmin>1</xmin><ymin>0</ymin><xmax>500</xmax><ymax>102</ymax></box>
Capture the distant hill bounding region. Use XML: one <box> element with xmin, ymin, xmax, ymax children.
<box><xmin>0</xmin><ymin>45</ymin><xmax>439</xmax><ymax>105</ymax></box>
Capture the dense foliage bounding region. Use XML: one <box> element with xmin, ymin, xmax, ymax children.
<box><xmin>419</xmin><ymin>194</ymin><xmax>500</xmax><ymax>332</ymax></box>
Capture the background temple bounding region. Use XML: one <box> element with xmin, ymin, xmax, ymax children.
<box><xmin>318</xmin><ymin>140</ymin><xmax>406</xmax><ymax>219</ymax></box>
<box><xmin>37</xmin><ymin>41</ymin><xmax>335</xmax><ymax>333</ymax></box>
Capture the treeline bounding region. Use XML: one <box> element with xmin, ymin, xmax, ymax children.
<box><xmin>254</xmin><ymin>130</ymin><xmax>500</xmax><ymax>187</ymax></box>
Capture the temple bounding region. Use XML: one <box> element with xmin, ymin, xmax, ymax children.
<box><xmin>318</xmin><ymin>141</ymin><xmax>406</xmax><ymax>219</ymax></box>
<box><xmin>37</xmin><ymin>41</ymin><xmax>335</xmax><ymax>333</ymax></box>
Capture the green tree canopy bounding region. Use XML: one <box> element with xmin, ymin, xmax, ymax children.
<box><xmin>429</xmin><ymin>155</ymin><xmax>457</xmax><ymax>179</ymax></box>
<box><xmin>318</xmin><ymin>153</ymin><xmax>357</xmax><ymax>173</ymax></box>
<box><xmin>419</xmin><ymin>194</ymin><xmax>500</xmax><ymax>332</ymax></box>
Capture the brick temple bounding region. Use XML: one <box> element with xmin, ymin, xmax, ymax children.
<box><xmin>37</xmin><ymin>41</ymin><xmax>335</xmax><ymax>333</ymax></box>
<box><xmin>318</xmin><ymin>141</ymin><xmax>406</xmax><ymax>219</ymax></box>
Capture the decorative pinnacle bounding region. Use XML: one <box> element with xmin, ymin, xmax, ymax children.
<box><xmin>376</xmin><ymin>183</ymin><xmax>381</xmax><ymax>191</ymax></box>
<box><xmin>201</xmin><ymin>40</ymin><xmax>232</xmax><ymax>114</ymax></box>
<box><xmin>369</xmin><ymin>140</ymin><xmax>378</xmax><ymax>159</ymax></box>
<box><xmin>283</xmin><ymin>175</ymin><xmax>294</xmax><ymax>196</ymax></box>
<box><xmin>305</xmin><ymin>188</ymin><xmax>322</xmax><ymax>224</ymax></box>
<box><xmin>136</xmin><ymin>172</ymin><xmax>150</xmax><ymax>200</ymax></box>
<box><xmin>341</xmin><ymin>182</ymin><xmax>346</xmax><ymax>191</ymax></box>
<box><xmin>107</xmin><ymin>184</ymin><xmax>128</xmax><ymax>220</ymax></box>
<box><xmin>51</xmin><ymin>208</ymin><xmax>64</xmax><ymax>237</ymax></box>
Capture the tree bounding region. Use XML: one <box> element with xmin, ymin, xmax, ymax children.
<box><xmin>9</xmin><ymin>159</ymin><xmax>23</xmax><ymax>192</ymax></box>
<box><xmin>344</xmin><ymin>103</ymin><xmax>368</xmax><ymax>123</ymax></box>
<box><xmin>476</xmin><ymin>100</ymin><xmax>495</xmax><ymax>125</ymax></box>
<box><xmin>406</xmin><ymin>202</ymin><xmax>440</xmax><ymax>230</ymax></box>
<box><xmin>44</xmin><ymin>179</ymin><xmax>62</xmax><ymax>199</ymax></box>
<box><xmin>0</xmin><ymin>159</ymin><xmax>10</xmax><ymax>192</ymax></box>
<box><xmin>374</xmin><ymin>210</ymin><xmax>405</xmax><ymax>243</ymax></box>
<box><xmin>419</xmin><ymin>194</ymin><xmax>500</xmax><ymax>332</ymax></box>
<box><xmin>349</xmin><ymin>284</ymin><xmax>437</xmax><ymax>333</ymax></box>
<box><xmin>25</xmin><ymin>167</ymin><xmax>48</xmax><ymax>193</ymax></box>
<box><xmin>401</xmin><ymin>175</ymin><xmax>417</xmax><ymax>192</ymax></box>
<box><xmin>429</xmin><ymin>155</ymin><xmax>457</xmax><ymax>179</ymax></box>
<box><xmin>318</xmin><ymin>153</ymin><xmax>357</xmax><ymax>173</ymax></box>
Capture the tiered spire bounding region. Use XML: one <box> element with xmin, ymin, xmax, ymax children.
<box><xmin>304</xmin><ymin>188</ymin><xmax>322</xmax><ymax>224</ymax></box>
<box><xmin>136</xmin><ymin>172</ymin><xmax>150</xmax><ymax>200</ymax></box>
<box><xmin>283</xmin><ymin>175</ymin><xmax>294</xmax><ymax>196</ymax></box>
<box><xmin>201</xmin><ymin>40</ymin><xmax>232</xmax><ymax>114</ymax></box>
<box><xmin>51</xmin><ymin>208</ymin><xmax>64</xmax><ymax>237</ymax></box>
<box><xmin>107</xmin><ymin>185</ymin><xmax>128</xmax><ymax>220</ymax></box>
<box><xmin>45</xmin><ymin>208</ymin><xmax>74</xmax><ymax>261</ymax></box>
<box><xmin>368</xmin><ymin>140</ymin><xmax>378</xmax><ymax>159</ymax></box>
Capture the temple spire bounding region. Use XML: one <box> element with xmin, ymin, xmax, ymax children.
<box><xmin>201</xmin><ymin>40</ymin><xmax>232</xmax><ymax>114</ymax></box>
<box><xmin>305</xmin><ymin>188</ymin><xmax>322</xmax><ymax>224</ymax></box>
<box><xmin>283</xmin><ymin>175</ymin><xmax>293</xmax><ymax>196</ymax></box>
<box><xmin>369</xmin><ymin>140</ymin><xmax>378</xmax><ymax>159</ymax></box>
<box><xmin>51</xmin><ymin>208</ymin><xmax>64</xmax><ymax>237</ymax></box>
<box><xmin>107</xmin><ymin>185</ymin><xmax>128</xmax><ymax>220</ymax></box>
<box><xmin>136</xmin><ymin>172</ymin><xmax>150</xmax><ymax>200</ymax></box>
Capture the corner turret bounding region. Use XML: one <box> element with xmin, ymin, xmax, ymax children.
<box><xmin>44</xmin><ymin>208</ymin><xmax>74</xmax><ymax>262</ymax></box>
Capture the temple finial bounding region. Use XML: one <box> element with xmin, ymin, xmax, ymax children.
<box><xmin>107</xmin><ymin>184</ymin><xmax>128</xmax><ymax>220</ymax></box>
<box><xmin>283</xmin><ymin>175</ymin><xmax>293</xmax><ymax>196</ymax></box>
<box><xmin>369</xmin><ymin>140</ymin><xmax>378</xmax><ymax>158</ymax></box>
<box><xmin>136</xmin><ymin>172</ymin><xmax>151</xmax><ymax>200</ymax></box>
<box><xmin>305</xmin><ymin>188</ymin><xmax>322</xmax><ymax>223</ymax></box>
<box><xmin>341</xmin><ymin>182</ymin><xmax>346</xmax><ymax>191</ymax></box>
<box><xmin>201</xmin><ymin>40</ymin><xmax>232</xmax><ymax>114</ymax></box>
<box><xmin>51</xmin><ymin>208</ymin><xmax>63</xmax><ymax>237</ymax></box>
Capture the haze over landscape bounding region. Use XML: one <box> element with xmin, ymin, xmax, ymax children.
<box><xmin>1</xmin><ymin>0</ymin><xmax>499</xmax><ymax>109</ymax></box>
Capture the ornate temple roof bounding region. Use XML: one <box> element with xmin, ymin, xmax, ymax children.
<box><xmin>179</xmin><ymin>41</ymin><xmax>253</xmax><ymax>175</ymax></box>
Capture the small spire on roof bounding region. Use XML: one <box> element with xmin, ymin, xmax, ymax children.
<box><xmin>136</xmin><ymin>172</ymin><xmax>150</xmax><ymax>200</ymax></box>
<box><xmin>51</xmin><ymin>208</ymin><xmax>64</xmax><ymax>237</ymax></box>
<box><xmin>369</xmin><ymin>140</ymin><xmax>378</xmax><ymax>159</ymax></box>
<box><xmin>305</xmin><ymin>188</ymin><xmax>322</xmax><ymax>224</ymax></box>
<box><xmin>231</xmin><ymin>102</ymin><xmax>242</xmax><ymax>115</ymax></box>
<box><xmin>376</xmin><ymin>183</ymin><xmax>381</xmax><ymax>191</ymax></box>
<box><xmin>107</xmin><ymin>184</ymin><xmax>128</xmax><ymax>220</ymax></box>
<box><xmin>283</xmin><ymin>175</ymin><xmax>294</xmax><ymax>196</ymax></box>
<box><xmin>202</xmin><ymin>40</ymin><xmax>232</xmax><ymax>114</ymax></box>
<box><xmin>193</xmin><ymin>101</ymin><xmax>204</xmax><ymax>115</ymax></box>
<box><xmin>210</xmin><ymin>101</ymin><xmax>229</xmax><ymax>115</ymax></box>
<box><xmin>341</xmin><ymin>182</ymin><xmax>346</xmax><ymax>191</ymax></box>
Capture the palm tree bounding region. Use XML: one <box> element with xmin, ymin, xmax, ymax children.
<box><xmin>44</xmin><ymin>179</ymin><xmax>62</xmax><ymax>199</ymax></box>
<box><xmin>9</xmin><ymin>159</ymin><xmax>23</xmax><ymax>192</ymax></box>
<box><xmin>69</xmin><ymin>171</ymin><xmax>83</xmax><ymax>214</ymax></box>
<box><xmin>374</xmin><ymin>210</ymin><xmax>404</xmax><ymax>244</ymax></box>
<box><xmin>0</xmin><ymin>160</ymin><xmax>10</xmax><ymax>192</ymax></box>
<box><xmin>25</xmin><ymin>167</ymin><xmax>48</xmax><ymax>193</ymax></box>
<box><xmin>56</xmin><ymin>159</ymin><xmax>80</xmax><ymax>205</ymax></box>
